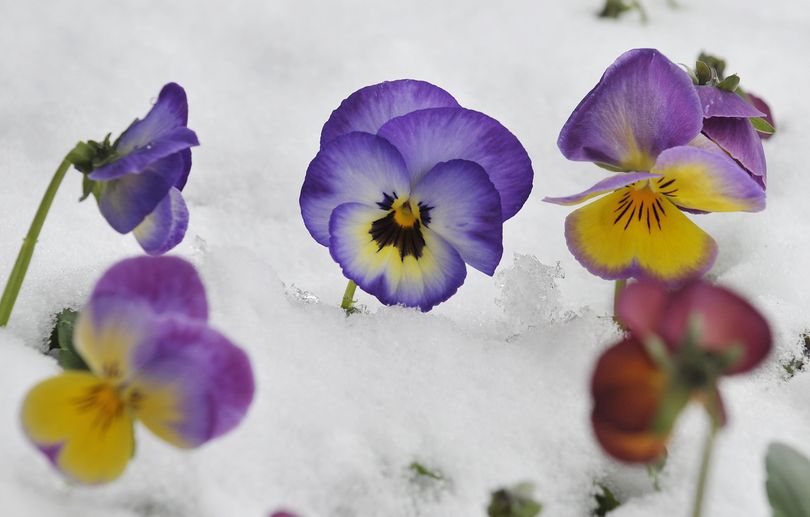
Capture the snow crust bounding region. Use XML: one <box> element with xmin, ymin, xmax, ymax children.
<box><xmin>1</xmin><ymin>0</ymin><xmax>809</xmax><ymax>515</ymax></box>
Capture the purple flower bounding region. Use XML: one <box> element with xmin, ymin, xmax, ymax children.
<box><xmin>20</xmin><ymin>256</ymin><xmax>254</xmax><ymax>484</ymax></box>
<box><xmin>695</xmin><ymin>85</ymin><xmax>768</xmax><ymax>187</ymax></box>
<box><xmin>88</xmin><ymin>83</ymin><xmax>199</xmax><ymax>255</ymax></box>
<box><xmin>546</xmin><ymin>49</ymin><xmax>765</xmax><ymax>284</ymax></box>
<box><xmin>300</xmin><ymin>80</ymin><xmax>533</xmax><ymax>311</ymax></box>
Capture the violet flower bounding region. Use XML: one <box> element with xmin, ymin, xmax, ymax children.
<box><xmin>0</xmin><ymin>83</ymin><xmax>198</xmax><ymax>327</ymax></box>
<box><xmin>21</xmin><ymin>256</ymin><xmax>254</xmax><ymax>484</ymax></box>
<box><xmin>300</xmin><ymin>80</ymin><xmax>533</xmax><ymax>311</ymax></box>
<box><xmin>545</xmin><ymin>49</ymin><xmax>765</xmax><ymax>284</ymax></box>
<box><xmin>86</xmin><ymin>83</ymin><xmax>199</xmax><ymax>254</ymax></box>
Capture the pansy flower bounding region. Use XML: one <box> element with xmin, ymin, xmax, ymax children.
<box><xmin>592</xmin><ymin>280</ymin><xmax>771</xmax><ymax>462</ymax></box>
<box><xmin>546</xmin><ymin>49</ymin><xmax>766</xmax><ymax>283</ymax></box>
<box><xmin>84</xmin><ymin>83</ymin><xmax>199</xmax><ymax>255</ymax></box>
<box><xmin>21</xmin><ymin>256</ymin><xmax>254</xmax><ymax>484</ymax></box>
<box><xmin>300</xmin><ymin>80</ymin><xmax>533</xmax><ymax>311</ymax></box>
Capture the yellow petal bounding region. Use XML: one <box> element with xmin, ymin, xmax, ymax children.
<box><xmin>21</xmin><ymin>372</ymin><xmax>135</xmax><ymax>484</ymax></box>
<box><xmin>565</xmin><ymin>187</ymin><xmax>717</xmax><ymax>282</ymax></box>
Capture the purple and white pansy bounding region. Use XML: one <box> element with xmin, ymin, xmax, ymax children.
<box><xmin>89</xmin><ymin>83</ymin><xmax>199</xmax><ymax>255</ymax></box>
<box><xmin>300</xmin><ymin>80</ymin><xmax>534</xmax><ymax>311</ymax></box>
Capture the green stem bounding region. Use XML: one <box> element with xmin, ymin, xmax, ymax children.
<box><xmin>340</xmin><ymin>279</ymin><xmax>357</xmax><ymax>313</ymax></box>
<box><xmin>691</xmin><ymin>419</ymin><xmax>719</xmax><ymax>517</ymax></box>
<box><xmin>613</xmin><ymin>279</ymin><xmax>627</xmax><ymax>324</ymax></box>
<box><xmin>0</xmin><ymin>157</ymin><xmax>73</xmax><ymax>327</ymax></box>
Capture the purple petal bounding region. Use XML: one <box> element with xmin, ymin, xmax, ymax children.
<box><xmin>377</xmin><ymin>107</ymin><xmax>533</xmax><ymax>221</ymax></box>
<box><xmin>97</xmin><ymin>152</ymin><xmax>186</xmax><ymax>233</ymax></box>
<box><xmin>660</xmin><ymin>282</ymin><xmax>772</xmax><ymax>375</ymax></box>
<box><xmin>133</xmin><ymin>188</ymin><xmax>189</xmax><ymax>255</ymax></box>
<box><xmin>410</xmin><ymin>160</ymin><xmax>503</xmax><ymax>275</ymax></box>
<box><xmin>89</xmin><ymin>256</ymin><xmax>208</xmax><ymax>321</ymax></box>
<box><xmin>543</xmin><ymin>172</ymin><xmax>660</xmax><ymax>206</ymax></box>
<box><xmin>702</xmin><ymin>117</ymin><xmax>767</xmax><ymax>181</ymax></box>
<box><xmin>695</xmin><ymin>86</ymin><xmax>765</xmax><ymax>118</ymax></box>
<box><xmin>651</xmin><ymin>146</ymin><xmax>766</xmax><ymax>212</ymax></box>
<box><xmin>328</xmin><ymin>202</ymin><xmax>467</xmax><ymax>311</ymax></box>
<box><xmin>90</xmin><ymin>126</ymin><xmax>199</xmax><ymax>181</ymax></box>
<box><xmin>116</xmin><ymin>83</ymin><xmax>190</xmax><ymax>154</ymax></box>
<box><xmin>320</xmin><ymin>79</ymin><xmax>460</xmax><ymax>147</ymax></box>
<box><xmin>129</xmin><ymin>316</ymin><xmax>254</xmax><ymax>447</ymax></box>
<box><xmin>300</xmin><ymin>132</ymin><xmax>411</xmax><ymax>246</ymax></box>
<box><xmin>175</xmin><ymin>148</ymin><xmax>192</xmax><ymax>191</ymax></box>
<box><xmin>558</xmin><ymin>48</ymin><xmax>702</xmax><ymax>170</ymax></box>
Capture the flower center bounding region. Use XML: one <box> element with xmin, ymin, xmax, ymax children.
<box><xmin>613</xmin><ymin>183</ymin><xmax>668</xmax><ymax>232</ymax></box>
<box><xmin>370</xmin><ymin>193</ymin><xmax>434</xmax><ymax>260</ymax></box>
<box><xmin>73</xmin><ymin>382</ymin><xmax>126</xmax><ymax>431</ymax></box>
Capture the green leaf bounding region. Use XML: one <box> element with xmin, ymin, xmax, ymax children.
<box><xmin>47</xmin><ymin>308</ymin><xmax>89</xmax><ymax>371</ymax></box>
<box><xmin>750</xmin><ymin>117</ymin><xmax>776</xmax><ymax>135</ymax></box>
<box><xmin>409</xmin><ymin>462</ymin><xmax>444</xmax><ymax>481</ymax></box>
<box><xmin>593</xmin><ymin>484</ymin><xmax>621</xmax><ymax>516</ymax></box>
<box><xmin>716</xmin><ymin>74</ymin><xmax>740</xmax><ymax>92</ymax></box>
<box><xmin>766</xmin><ymin>442</ymin><xmax>810</xmax><ymax>517</ymax></box>
<box><xmin>488</xmin><ymin>483</ymin><xmax>542</xmax><ymax>517</ymax></box>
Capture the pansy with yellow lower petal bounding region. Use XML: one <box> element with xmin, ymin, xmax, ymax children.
<box><xmin>21</xmin><ymin>256</ymin><xmax>254</xmax><ymax>484</ymax></box>
<box><xmin>546</xmin><ymin>49</ymin><xmax>766</xmax><ymax>283</ymax></box>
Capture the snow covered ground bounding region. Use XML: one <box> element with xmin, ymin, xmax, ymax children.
<box><xmin>1</xmin><ymin>0</ymin><xmax>809</xmax><ymax>515</ymax></box>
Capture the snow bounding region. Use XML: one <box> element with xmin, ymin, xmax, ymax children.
<box><xmin>1</xmin><ymin>0</ymin><xmax>809</xmax><ymax>515</ymax></box>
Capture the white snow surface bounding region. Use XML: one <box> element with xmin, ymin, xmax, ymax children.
<box><xmin>1</xmin><ymin>0</ymin><xmax>809</xmax><ymax>515</ymax></box>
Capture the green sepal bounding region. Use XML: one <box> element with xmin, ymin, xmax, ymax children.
<box><xmin>66</xmin><ymin>134</ymin><xmax>117</xmax><ymax>174</ymax></box>
<box><xmin>694</xmin><ymin>61</ymin><xmax>714</xmax><ymax>86</ymax></box>
<box><xmin>46</xmin><ymin>308</ymin><xmax>89</xmax><ymax>371</ymax></box>
<box><xmin>645</xmin><ymin>451</ymin><xmax>667</xmax><ymax>491</ymax></box>
<box><xmin>595</xmin><ymin>162</ymin><xmax>630</xmax><ymax>173</ymax></box>
<box><xmin>650</xmin><ymin>382</ymin><xmax>691</xmax><ymax>435</ymax></box>
<box><xmin>488</xmin><ymin>483</ymin><xmax>543</xmax><ymax>517</ymax></box>
<box><xmin>697</xmin><ymin>52</ymin><xmax>726</xmax><ymax>80</ymax></box>
<box><xmin>750</xmin><ymin>117</ymin><xmax>775</xmax><ymax>135</ymax></box>
<box><xmin>716</xmin><ymin>74</ymin><xmax>740</xmax><ymax>92</ymax></box>
<box><xmin>765</xmin><ymin>442</ymin><xmax>810</xmax><ymax>517</ymax></box>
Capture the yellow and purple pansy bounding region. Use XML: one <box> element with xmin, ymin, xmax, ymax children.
<box><xmin>300</xmin><ymin>80</ymin><xmax>534</xmax><ymax>311</ymax></box>
<box><xmin>546</xmin><ymin>49</ymin><xmax>766</xmax><ymax>284</ymax></box>
<box><xmin>20</xmin><ymin>256</ymin><xmax>254</xmax><ymax>484</ymax></box>
<box><xmin>89</xmin><ymin>83</ymin><xmax>199</xmax><ymax>255</ymax></box>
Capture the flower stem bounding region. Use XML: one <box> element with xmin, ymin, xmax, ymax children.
<box><xmin>0</xmin><ymin>157</ymin><xmax>73</xmax><ymax>327</ymax></box>
<box><xmin>340</xmin><ymin>279</ymin><xmax>357</xmax><ymax>313</ymax></box>
<box><xmin>613</xmin><ymin>279</ymin><xmax>627</xmax><ymax>326</ymax></box>
<box><xmin>691</xmin><ymin>419</ymin><xmax>719</xmax><ymax>517</ymax></box>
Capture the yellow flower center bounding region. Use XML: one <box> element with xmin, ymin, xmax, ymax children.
<box><xmin>74</xmin><ymin>382</ymin><xmax>126</xmax><ymax>431</ymax></box>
